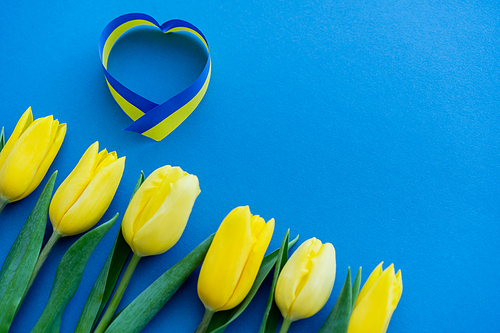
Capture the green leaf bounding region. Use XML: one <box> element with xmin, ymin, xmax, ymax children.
<box><xmin>131</xmin><ymin>171</ymin><xmax>145</xmax><ymax>197</ymax></box>
<box><xmin>75</xmin><ymin>230</ymin><xmax>130</xmax><ymax>333</ymax></box>
<box><xmin>0</xmin><ymin>172</ymin><xmax>57</xmax><ymax>332</ymax></box>
<box><xmin>105</xmin><ymin>233</ymin><xmax>216</xmax><ymax>333</ymax></box>
<box><xmin>75</xmin><ymin>172</ymin><xmax>145</xmax><ymax>333</ymax></box>
<box><xmin>258</xmin><ymin>230</ymin><xmax>291</xmax><ymax>333</ymax></box>
<box><xmin>206</xmin><ymin>235</ymin><xmax>299</xmax><ymax>333</ymax></box>
<box><xmin>0</xmin><ymin>127</ymin><xmax>5</xmax><ymax>152</ymax></box>
<box><xmin>50</xmin><ymin>312</ymin><xmax>62</xmax><ymax>333</ymax></box>
<box><xmin>95</xmin><ymin>233</ymin><xmax>131</xmax><ymax>326</ymax></box>
<box><xmin>30</xmin><ymin>214</ymin><xmax>118</xmax><ymax>333</ymax></box>
<box><xmin>317</xmin><ymin>268</ymin><xmax>354</xmax><ymax>333</ymax></box>
<box><xmin>351</xmin><ymin>267</ymin><xmax>362</xmax><ymax>310</ymax></box>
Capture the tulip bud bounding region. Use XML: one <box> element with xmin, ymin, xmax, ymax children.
<box><xmin>49</xmin><ymin>141</ymin><xmax>125</xmax><ymax>236</ymax></box>
<box><xmin>121</xmin><ymin>165</ymin><xmax>200</xmax><ymax>257</ymax></box>
<box><xmin>197</xmin><ymin>206</ymin><xmax>275</xmax><ymax>311</ymax></box>
<box><xmin>0</xmin><ymin>107</ymin><xmax>66</xmax><ymax>204</ymax></box>
<box><xmin>347</xmin><ymin>262</ymin><xmax>403</xmax><ymax>333</ymax></box>
<box><xmin>275</xmin><ymin>237</ymin><xmax>336</xmax><ymax>322</ymax></box>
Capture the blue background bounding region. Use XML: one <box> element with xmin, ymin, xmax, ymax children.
<box><xmin>1</xmin><ymin>0</ymin><xmax>499</xmax><ymax>332</ymax></box>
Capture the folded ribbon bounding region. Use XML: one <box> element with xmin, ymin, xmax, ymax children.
<box><xmin>99</xmin><ymin>13</ymin><xmax>211</xmax><ymax>141</ymax></box>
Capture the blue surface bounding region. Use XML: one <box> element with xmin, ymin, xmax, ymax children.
<box><xmin>1</xmin><ymin>0</ymin><xmax>499</xmax><ymax>332</ymax></box>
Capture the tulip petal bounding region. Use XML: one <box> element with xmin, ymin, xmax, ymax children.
<box><xmin>132</xmin><ymin>174</ymin><xmax>200</xmax><ymax>256</ymax></box>
<box><xmin>275</xmin><ymin>238</ymin><xmax>320</xmax><ymax>319</ymax></box>
<box><xmin>56</xmin><ymin>157</ymin><xmax>125</xmax><ymax>236</ymax></box>
<box><xmin>288</xmin><ymin>242</ymin><xmax>336</xmax><ymax>321</ymax></box>
<box><xmin>392</xmin><ymin>270</ymin><xmax>403</xmax><ymax>308</ymax></box>
<box><xmin>220</xmin><ymin>217</ymin><xmax>275</xmax><ymax>311</ymax></box>
<box><xmin>0</xmin><ymin>107</ymin><xmax>33</xmax><ymax>171</ymax></box>
<box><xmin>250</xmin><ymin>214</ymin><xmax>266</xmax><ymax>239</ymax></box>
<box><xmin>0</xmin><ymin>117</ymin><xmax>53</xmax><ymax>201</ymax></box>
<box><xmin>348</xmin><ymin>264</ymin><xmax>402</xmax><ymax>333</ymax></box>
<box><xmin>93</xmin><ymin>151</ymin><xmax>117</xmax><ymax>176</ymax></box>
<box><xmin>95</xmin><ymin>149</ymin><xmax>108</xmax><ymax>166</ymax></box>
<box><xmin>135</xmin><ymin>166</ymin><xmax>185</xmax><ymax>233</ymax></box>
<box><xmin>121</xmin><ymin>166</ymin><xmax>171</xmax><ymax>247</ymax></box>
<box><xmin>208</xmin><ymin>234</ymin><xmax>299</xmax><ymax>333</ymax></box>
<box><xmin>49</xmin><ymin>142</ymin><xmax>99</xmax><ymax>230</ymax></box>
<box><xmin>198</xmin><ymin>206</ymin><xmax>256</xmax><ymax>311</ymax></box>
<box><xmin>16</xmin><ymin>122</ymin><xmax>66</xmax><ymax>201</ymax></box>
<box><xmin>354</xmin><ymin>261</ymin><xmax>384</xmax><ymax>309</ymax></box>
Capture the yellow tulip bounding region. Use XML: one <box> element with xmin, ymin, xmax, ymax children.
<box><xmin>197</xmin><ymin>206</ymin><xmax>275</xmax><ymax>312</ymax></box>
<box><xmin>121</xmin><ymin>165</ymin><xmax>200</xmax><ymax>257</ymax></box>
<box><xmin>49</xmin><ymin>141</ymin><xmax>125</xmax><ymax>236</ymax></box>
<box><xmin>347</xmin><ymin>262</ymin><xmax>403</xmax><ymax>333</ymax></box>
<box><xmin>275</xmin><ymin>238</ymin><xmax>336</xmax><ymax>324</ymax></box>
<box><xmin>0</xmin><ymin>107</ymin><xmax>66</xmax><ymax>206</ymax></box>
<box><xmin>92</xmin><ymin>166</ymin><xmax>199</xmax><ymax>333</ymax></box>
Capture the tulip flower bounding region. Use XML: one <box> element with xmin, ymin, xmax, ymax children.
<box><xmin>121</xmin><ymin>165</ymin><xmax>201</xmax><ymax>257</ymax></box>
<box><xmin>347</xmin><ymin>262</ymin><xmax>403</xmax><ymax>333</ymax></box>
<box><xmin>195</xmin><ymin>206</ymin><xmax>275</xmax><ymax>333</ymax></box>
<box><xmin>275</xmin><ymin>237</ymin><xmax>336</xmax><ymax>333</ymax></box>
<box><xmin>49</xmin><ymin>141</ymin><xmax>125</xmax><ymax>236</ymax></box>
<box><xmin>0</xmin><ymin>107</ymin><xmax>66</xmax><ymax>212</ymax></box>
<box><xmin>94</xmin><ymin>165</ymin><xmax>200</xmax><ymax>333</ymax></box>
<box><xmin>25</xmin><ymin>142</ymin><xmax>125</xmax><ymax>291</ymax></box>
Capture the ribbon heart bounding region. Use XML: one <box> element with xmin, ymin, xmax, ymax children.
<box><xmin>99</xmin><ymin>13</ymin><xmax>211</xmax><ymax>141</ymax></box>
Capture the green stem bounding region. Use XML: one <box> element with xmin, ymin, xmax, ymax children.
<box><xmin>0</xmin><ymin>198</ymin><xmax>8</xmax><ymax>214</ymax></box>
<box><xmin>94</xmin><ymin>252</ymin><xmax>142</xmax><ymax>333</ymax></box>
<box><xmin>26</xmin><ymin>229</ymin><xmax>62</xmax><ymax>292</ymax></box>
<box><xmin>194</xmin><ymin>308</ymin><xmax>215</xmax><ymax>333</ymax></box>
<box><xmin>279</xmin><ymin>318</ymin><xmax>293</xmax><ymax>333</ymax></box>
